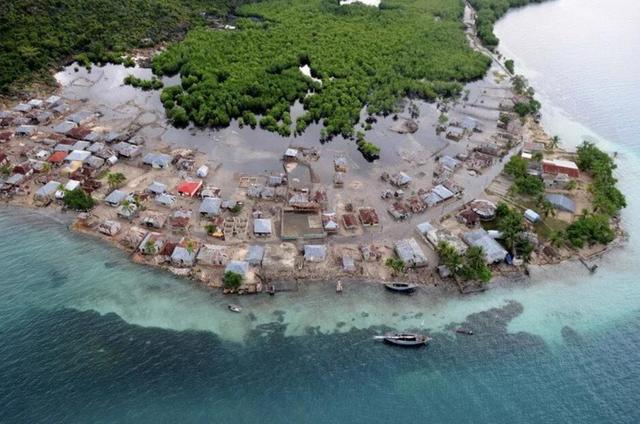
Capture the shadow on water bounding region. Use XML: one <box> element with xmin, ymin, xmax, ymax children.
<box><xmin>0</xmin><ymin>300</ymin><xmax>550</xmax><ymax>423</ymax></box>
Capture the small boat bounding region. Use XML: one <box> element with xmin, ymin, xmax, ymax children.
<box><xmin>267</xmin><ymin>285</ymin><xmax>276</xmax><ymax>296</ymax></box>
<box><xmin>375</xmin><ymin>332</ymin><xmax>430</xmax><ymax>347</ymax></box>
<box><xmin>228</xmin><ymin>304</ymin><xmax>242</xmax><ymax>313</ymax></box>
<box><xmin>456</xmin><ymin>328</ymin><xmax>474</xmax><ymax>335</ymax></box>
<box><xmin>384</xmin><ymin>282</ymin><xmax>417</xmax><ymax>293</ymax></box>
<box><xmin>336</xmin><ymin>281</ymin><xmax>343</xmax><ymax>293</ymax></box>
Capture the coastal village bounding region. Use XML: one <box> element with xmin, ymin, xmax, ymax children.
<box><xmin>0</xmin><ymin>60</ymin><xmax>617</xmax><ymax>296</ymax></box>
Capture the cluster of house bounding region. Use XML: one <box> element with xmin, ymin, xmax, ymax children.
<box><xmin>381</xmin><ymin>167</ymin><xmax>464</xmax><ymax>221</ymax></box>
<box><xmin>0</xmin><ymin>96</ymin><xmax>143</xmax><ymax>198</ymax></box>
<box><xmin>101</xmin><ymin>215</ymin><xmax>259</xmax><ymax>283</ymax></box>
<box><xmin>521</xmin><ymin>142</ymin><xmax>581</xmax><ymax>214</ymax></box>
<box><xmin>444</xmin><ymin>116</ymin><xmax>480</xmax><ymax>141</ymax></box>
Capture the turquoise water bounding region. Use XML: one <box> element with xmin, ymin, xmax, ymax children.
<box><xmin>2</xmin><ymin>0</ymin><xmax>640</xmax><ymax>422</ymax></box>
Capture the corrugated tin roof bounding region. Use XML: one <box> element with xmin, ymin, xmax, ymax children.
<box><xmin>253</xmin><ymin>218</ymin><xmax>272</xmax><ymax>234</ymax></box>
<box><xmin>155</xmin><ymin>193</ymin><xmax>176</xmax><ymax>206</ymax></box>
<box><xmin>105</xmin><ymin>190</ymin><xmax>128</xmax><ymax>205</ymax></box>
<box><xmin>432</xmin><ymin>184</ymin><xmax>454</xmax><ymax>201</ymax></box>
<box><xmin>65</xmin><ymin>150</ymin><xmax>91</xmax><ymax>162</ymax></box>
<box><xmin>147</xmin><ymin>181</ymin><xmax>167</xmax><ymax>194</ymax></box>
<box><xmin>545</xmin><ymin>194</ymin><xmax>576</xmax><ymax>213</ymax></box>
<box><xmin>462</xmin><ymin>229</ymin><xmax>507</xmax><ymax>264</ymax></box>
<box><xmin>53</xmin><ymin>121</ymin><xmax>77</xmax><ymax>134</ymax></box>
<box><xmin>225</xmin><ymin>260</ymin><xmax>249</xmax><ymax>276</ymax></box>
<box><xmin>35</xmin><ymin>181</ymin><xmax>60</xmax><ymax>198</ymax></box>
<box><xmin>142</xmin><ymin>152</ymin><xmax>172</xmax><ymax>168</ymax></box>
<box><xmin>416</xmin><ymin>221</ymin><xmax>435</xmax><ymax>235</ymax></box>
<box><xmin>199</xmin><ymin>197</ymin><xmax>222</xmax><ymax>216</ymax></box>
<box><xmin>245</xmin><ymin>245</ymin><xmax>265</xmax><ymax>265</ymax></box>
<box><xmin>394</xmin><ymin>238</ymin><xmax>427</xmax><ymax>267</ymax></box>
<box><xmin>304</xmin><ymin>245</ymin><xmax>327</xmax><ymax>262</ymax></box>
<box><xmin>440</xmin><ymin>155</ymin><xmax>460</xmax><ymax>170</ymax></box>
<box><xmin>524</xmin><ymin>209</ymin><xmax>541</xmax><ymax>223</ymax></box>
<box><xmin>171</xmin><ymin>246</ymin><xmax>196</xmax><ymax>265</ymax></box>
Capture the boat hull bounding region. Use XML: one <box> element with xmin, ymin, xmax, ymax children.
<box><xmin>384</xmin><ymin>283</ymin><xmax>417</xmax><ymax>293</ymax></box>
<box><xmin>382</xmin><ymin>332</ymin><xmax>429</xmax><ymax>347</ymax></box>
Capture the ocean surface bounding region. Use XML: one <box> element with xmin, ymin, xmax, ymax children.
<box><xmin>2</xmin><ymin>0</ymin><xmax>640</xmax><ymax>422</ymax></box>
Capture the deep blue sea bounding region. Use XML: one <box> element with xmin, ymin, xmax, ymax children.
<box><xmin>2</xmin><ymin>0</ymin><xmax>640</xmax><ymax>422</ymax></box>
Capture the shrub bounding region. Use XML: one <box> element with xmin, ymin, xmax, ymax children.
<box><xmin>124</xmin><ymin>75</ymin><xmax>164</xmax><ymax>90</ymax></box>
<box><xmin>385</xmin><ymin>257</ymin><xmax>405</xmax><ymax>274</ymax></box>
<box><xmin>223</xmin><ymin>271</ymin><xmax>243</xmax><ymax>290</ymax></box>
<box><xmin>63</xmin><ymin>188</ymin><xmax>95</xmax><ymax>211</ymax></box>
<box><xmin>566</xmin><ymin>214</ymin><xmax>615</xmax><ymax>248</ymax></box>
<box><xmin>576</xmin><ymin>141</ymin><xmax>626</xmax><ymax>216</ymax></box>
<box><xmin>504</xmin><ymin>59</ymin><xmax>514</xmax><ymax>74</ymax></box>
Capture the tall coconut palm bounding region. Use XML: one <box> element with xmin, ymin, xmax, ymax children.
<box><xmin>185</xmin><ymin>240</ymin><xmax>197</xmax><ymax>255</ymax></box>
<box><xmin>143</xmin><ymin>239</ymin><xmax>156</xmax><ymax>255</ymax></box>
<box><xmin>537</xmin><ymin>195</ymin><xmax>556</xmax><ymax>218</ymax></box>
<box><xmin>107</xmin><ymin>172</ymin><xmax>126</xmax><ymax>189</ymax></box>
<box><xmin>549</xmin><ymin>230</ymin><xmax>565</xmax><ymax>248</ymax></box>
<box><xmin>547</xmin><ymin>135</ymin><xmax>560</xmax><ymax>151</ymax></box>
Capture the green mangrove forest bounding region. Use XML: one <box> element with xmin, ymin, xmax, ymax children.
<box><xmin>2</xmin><ymin>0</ymin><xmax>545</xmax><ymax>137</ymax></box>
<box><xmin>468</xmin><ymin>0</ymin><xmax>546</xmax><ymax>48</ymax></box>
<box><xmin>0</xmin><ymin>0</ymin><xmax>238</xmax><ymax>94</ymax></box>
<box><xmin>152</xmin><ymin>0</ymin><xmax>494</xmax><ymax>137</ymax></box>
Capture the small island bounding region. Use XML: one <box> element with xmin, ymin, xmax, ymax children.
<box><xmin>0</xmin><ymin>0</ymin><xmax>626</xmax><ymax>295</ymax></box>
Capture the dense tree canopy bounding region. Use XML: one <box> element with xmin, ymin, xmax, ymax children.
<box><xmin>152</xmin><ymin>0</ymin><xmax>493</xmax><ymax>137</ymax></box>
<box><xmin>0</xmin><ymin>0</ymin><xmax>238</xmax><ymax>93</ymax></box>
<box><xmin>437</xmin><ymin>242</ymin><xmax>492</xmax><ymax>283</ymax></box>
<box><xmin>468</xmin><ymin>0</ymin><xmax>546</xmax><ymax>48</ymax></box>
<box><xmin>63</xmin><ymin>188</ymin><xmax>95</xmax><ymax>211</ymax></box>
<box><xmin>576</xmin><ymin>141</ymin><xmax>626</xmax><ymax>216</ymax></box>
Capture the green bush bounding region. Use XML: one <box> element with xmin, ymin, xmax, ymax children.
<box><xmin>576</xmin><ymin>141</ymin><xmax>626</xmax><ymax>216</ymax></box>
<box><xmin>223</xmin><ymin>271</ymin><xmax>243</xmax><ymax>290</ymax></box>
<box><xmin>385</xmin><ymin>257</ymin><xmax>405</xmax><ymax>274</ymax></box>
<box><xmin>504</xmin><ymin>59</ymin><xmax>515</xmax><ymax>74</ymax></box>
<box><xmin>357</xmin><ymin>140</ymin><xmax>381</xmax><ymax>161</ymax></box>
<box><xmin>566</xmin><ymin>214</ymin><xmax>615</xmax><ymax>248</ymax></box>
<box><xmin>63</xmin><ymin>188</ymin><xmax>95</xmax><ymax>211</ymax></box>
<box><xmin>513</xmin><ymin>174</ymin><xmax>544</xmax><ymax>196</ymax></box>
<box><xmin>437</xmin><ymin>242</ymin><xmax>492</xmax><ymax>283</ymax></box>
<box><xmin>504</xmin><ymin>155</ymin><xmax>528</xmax><ymax>178</ymax></box>
<box><xmin>504</xmin><ymin>156</ymin><xmax>543</xmax><ymax>196</ymax></box>
<box><xmin>124</xmin><ymin>75</ymin><xmax>164</xmax><ymax>91</ymax></box>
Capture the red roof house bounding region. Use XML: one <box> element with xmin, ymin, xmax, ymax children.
<box><xmin>67</xmin><ymin>126</ymin><xmax>92</xmax><ymax>140</ymax></box>
<box><xmin>47</xmin><ymin>151</ymin><xmax>68</xmax><ymax>164</ymax></box>
<box><xmin>542</xmin><ymin>159</ymin><xmax>580</xmax><ymax>178</ymax></box>
<box><xmin>176</xmin><ymin>180</ymin><xmax>202</xmax><ymax>197</ymax></box>
<box><xmin>0</xmin><ymin>131</ymin><xmax>13</xmax><ymax>142</ymax></box>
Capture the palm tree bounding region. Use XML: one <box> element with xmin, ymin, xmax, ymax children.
<box><xmin>143</xmin><ymin>239</ymin><xmax>156</xmax><ymax>255</ymax></box>
<box><xmin>537</xmin><ymin>195</ymin><xmax>556</xmax><ymax>218</ymax></box>
<box><xmin>549</xmin><ymin>230</ymin><xmax>565</xmax><ymax>248</ymax></box>
<box><xmin>498</xmin><ymin>213</ymin><xmax>524</xmax><ymax>254</ymax></box>
<box><xmin>547</xmin><ymin>135</ymin><xmax>560</xmax><ymax>151</ymax></box>
<box><xmin>437</xmin><ymin>241</ymin><xmax>462</xmax><ymax>274</ymax></box>
<box><xmin>205</xmin><ymin>223</ymin><xmax>217</xmax><ymax>235</ymax></box>
<box><xmin>185</xmin><ymin>240</ymin><xmax>197</xmax><ymax>255</ymax></box>
<box><xmin>120</xmin><ymin>199</ymin><xmax>136</xmax><ymax>218</ymax></box>
<box><xmin>462</xmin><ymin>246</ymin><xmax>492</xmax><ymax>283</ymax></box>
<box><xmin>107</xmin><ymin>172</ymin><xmax>126</xmax><ymax>189</ymax></box>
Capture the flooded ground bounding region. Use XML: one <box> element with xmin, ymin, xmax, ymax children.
<box><xmin>55</xmin><ymin>60</ymin><xmax>516</xmax><ymax>253</ymax></box>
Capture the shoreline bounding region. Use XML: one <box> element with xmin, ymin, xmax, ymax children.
<box><xmin>0</xmin><ymin>1</ymin><xmax>626</xmax><ymax>297</ymax></box>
